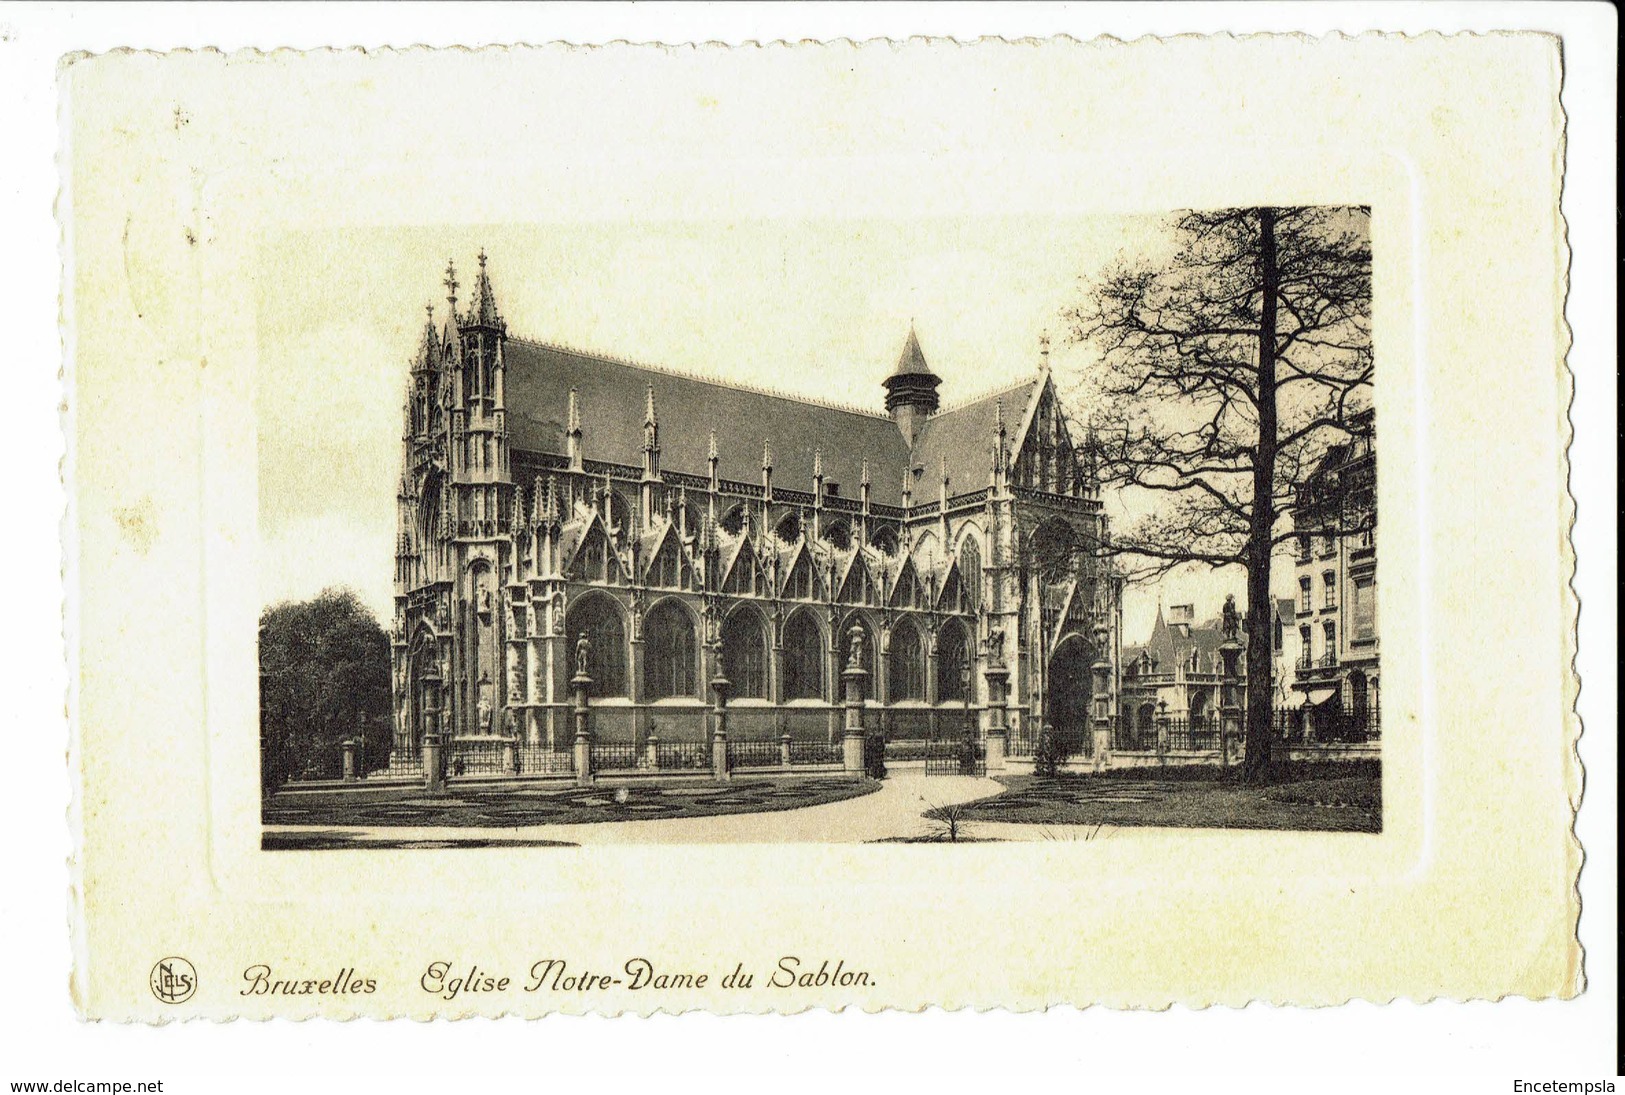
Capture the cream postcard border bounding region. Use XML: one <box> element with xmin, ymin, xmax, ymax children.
<box><xmin>65</xmin><ymin>36</ymin><xmax>1577</xmax><ymax>1019</ymax></box>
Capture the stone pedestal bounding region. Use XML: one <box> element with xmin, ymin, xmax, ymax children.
<box><xmin>422</xmin><ymin>732</ymin><xmax>444</xmax><ymax>794</ymax></box>
<box><xmin>985</xmin><ymin>727</ymin><xmax>1007</xmax><ymax>772</ymax></box>
<box><xmin>571</xmin><ymin>672</ymin><xmax>594</xmax><ymax>786</ymax></box>
<box><xmin>645</xmin><ymin>735</ymin><xmax>661</xmax><ymax>770</ymax></box>
<box><xmin>779</xmin><ymin>733</ymin><xmax>793</xmax><ymax>768</ymax></box>
<box><xmin>841</xmin><ymin>666</ymin><xmax>869</xmax><ymax>776</ymax></box>
<box><xmin>711</xmin><ymin>674</ymin><xmax>732</xmax><ymax>781</ymax></box>
<box><xmin>341</xmin><ymin>739</ymin><xmax>358</xmax><ymax>782</ymax></box>
<box><xmin>1092</xmin><ymin>644</ymin><xmax>1114</xmax><ymax>772</ymax></box>
<box><xmin>983</xmin><ymin>662</ymin><xmax>1010</xmax><ymax>755</ymax></box>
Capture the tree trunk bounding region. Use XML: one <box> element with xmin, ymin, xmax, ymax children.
<box><xmin>1242</xmin><ymin>208</ymin><xmax>1280</xmax><ymax>784</ymax></box>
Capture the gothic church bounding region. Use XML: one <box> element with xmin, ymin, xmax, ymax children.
<box><xmin>391</xmin><ymin>254</ymin><xmax>1122</xmax><ymax>764</ymax></box>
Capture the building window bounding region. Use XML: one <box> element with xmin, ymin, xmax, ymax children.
<box><xmin>1296</xmin><ymin>533</ymin><xmax>1312</xmax><ymax>562</ymax></box>
<box><xmin>1322</xmin><ymin>571</ymin><xmax>1336</xmax><ymax>609</ymax></box>
<box><xmin>936</xmin><ymin>620</ymin><xmax>970</xmax><ymax>703</ymax></box>
<box><xmin>821</xmin><ymin>521</ymin><xmax>851</xmax><ymax>551</ymax></box>
<box><xmin>1299</xmin><ymin>577</ymin><xmax>1312</xmax><ymax>613</ymax></box>
<box><xmin>644</xmin><ymin>601</ymin><xmax>697</xmax><ymax>699</ymax></box>
<box><xmin>1299</xmin><ymin>625</ymin><xmax>1312</xmax><ymax>668</ymax></box>
<box><xmin>1352</xmin><ymin>575</ymin><xmax>1376</xmax><ymax>640</ymax></box>
<box><xmin>564</xmin><ymin>594</ymin><xmax>627</xmax><ymax>698</ymax></box>
<box><xmin>648</xmin><ymin>540</ymin><xmax>681</xmax><ymax>588</ymax></box>
<box><xmin>783</xmin><ymin>553</ymin><xmax>814</xmax><ymax>600</ymax></box>
<box><xmin>1322</xmin><ymin>621</ymin><xmax>1337</xmax><ymax>665</ymax></box>
<box><xmin>957</xmin><ymin>537</ymin><xmax>982</xmax><ymax>613</ymax></box>
<box><xmin>888</xmin><ymin>620</ymin><xmax>926</xmax><ymax>701</ymax></box>
<box><xmin>783</xmin><ymin>611</ymin><xmax>824</xmax><ymax>700</ymax></box>
<box><xmin>720</xmin><ymin>609</ymin><xmax>768</xmax><ymax>700</ymax></box>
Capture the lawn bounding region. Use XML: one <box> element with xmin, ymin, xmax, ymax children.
<box><xmin>945</xmin><ymin>764</ymin><xmax>1381</xmax><ymax>833</ymax></box>
<box><xmin>262</xmin><ymin>777</ymin><xmax>881</xmax><ymax>832</ymax></box>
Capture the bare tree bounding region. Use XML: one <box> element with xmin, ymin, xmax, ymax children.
<box><xmin>1065</xmin><ymin>206</ymin><xmax>1373</xmax><ymax>782</ymax></box>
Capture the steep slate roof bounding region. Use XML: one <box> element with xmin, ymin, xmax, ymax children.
<box><xmin>1126</xmin><ymin>606</ymin><xmax>1242</xmax><ymax>674</ymax></box>
<box><xmin>504</xmin><ymin>339</ymin><xmax>912</xmax><ymax>506</ymax></box>
<box><xmin>911</xmin><ymin>379</ymin><xmax>1041</xmax><ymax>496</ymax></box>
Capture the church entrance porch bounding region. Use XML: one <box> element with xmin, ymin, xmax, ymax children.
<box><xmin>1045</xmin><ymin>635</ymin><xmax>1096</xmax><ymax>759</ymax></box>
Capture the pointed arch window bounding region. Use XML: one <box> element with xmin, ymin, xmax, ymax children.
<box><xmin>957</xmin><ymin>537</ymin><xmax>982</xmax><ymax>612</ymax></box>
<box><xmin>936</xmin><ymin>619</ymin><xmax>970</xmax><ymax>703</ymax></box>
<box><xmin>783</xmin><ymin>612</ymin><xmax>825</xmax><ymax>700</ymax></box>
<box><xmin>720</xmin><ymin>610</ymin><xmax>768</xmax><ymax>700</ymax></box>
<box><xmin>784</xmin><ymin>553</ymin><xmax>815</xmax><ymax>600</ymax></box>
<box><xmin>821</xmin><ymin>521</ymin><xmax>852</xmax><ymax>551</ymax></box>
<box><xmin>645</xmin><ymin>601</ymin><xmax>698</xmax><ymax>700</ymax></box>
<box><xmin>564</xmin><ymin>594</ymin><xmax>628</xmax><ymax>698</ymax></box>
<box><xmin>648</xmin><ymin>539</ymin><xmax>682</xmax><ymax>588</ymax></box>
<box><xmin>724</xmin><ymin>548</ymin><xmax>758</xmax><ymax>596</ymax></box>
<box><xmin>888</xmin><ymin>620</ymin><xmax>926</xmax><ymax>702</ymax></box>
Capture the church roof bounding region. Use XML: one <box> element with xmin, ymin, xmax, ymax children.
<box><xmin>504</xmin><ymin>339</ymin><xmax>919</xmax><ymax>505</ymax></box>
<box><xmin>911</xmin><ymin>379</ymin><xmax>1040</xmax><ymax>495</ymax></box>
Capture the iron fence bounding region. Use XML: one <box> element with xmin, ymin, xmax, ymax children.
<box><xmin>923</xmin><ymin>738</ymin><xmax>986</xmax><ymax>777</ymax></box>
<box><xmin>591</xmin><ymin>742</ymin><xmax>643</xmax><ymax>771</ymax></box>
<box><xmin>726</xmin><ymin>740</ymin><xmax>781</xmax><ymax>769</ymax></box>
<box><xmin>449</xmin><ymin>740</ymin><xmax>509</xmax><ymax>776</ymax></box>
<box><xmin>655</xmin><ymin>739</ymin><xmax>711</xmax><ymax>770</ymax></box>
<box><xmin>515</xmin><ymin>746</ymin><xmax>574</xmax><ymax>775</ymax></box>
<box><xmin>789</xmin><ymin>741</ymin><xmax>843</xmax><ymax>766</ymax></box>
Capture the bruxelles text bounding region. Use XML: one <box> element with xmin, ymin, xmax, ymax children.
<box><xmin>418</xmin><ymin>957</ymin><xmax>873</xmax><ymax>1001</ymax></box>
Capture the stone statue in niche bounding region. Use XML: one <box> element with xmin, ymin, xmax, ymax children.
<box><xmin>552</xmin><ymin>589</ymin><xmax>567</xmax><ymax>634</ymax></box>
<box><xmin>987</xmin><ymin>627</ymin><xmax>1006</xmax><ymax>666</ymax></box>
<box><xmin>846</xmin><ymin>624</ymin><xmax>866</xmax><ymax>671</ymax></box>
<box><xmin>508</xmin><ymin>658</ymin><xmax>523</xmax><ymax>704</ymax></box>
<box><xmin>477</xmin><ymin>695</ymin><xmax>493</xmax><ymax>734</ymax></box>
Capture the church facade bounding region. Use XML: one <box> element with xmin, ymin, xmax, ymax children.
<box><xmin>389</xmin><ymin>254</ymin><xmax>1123</xmax><ymax>766</ymax></box>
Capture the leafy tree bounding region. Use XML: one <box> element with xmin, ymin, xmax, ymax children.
<box><xmin>259</xmin><ymin>588</ymin><xmax>392</xmax><ymax>790</ymax></box>
<box><xmin>1066</xmin><ymin>207</ymin><xmax>1373</xmax><ymax>782</ymax></box>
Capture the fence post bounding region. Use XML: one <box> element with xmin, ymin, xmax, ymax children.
<box><xmin>645</xmin><ymin>733</ymin><xmax>660</xmax><ymax>770</ymax></box>
<box><xmin>1091</xmin><ymin>623</ymin><xmax>1113</xmax><ymax>771</ymax></box>
<box><xmin>779</xmin><ymin>732</ymin><xmax>792</xmax><ymax>768</ymax></box>
<box><xmin>572</xmin><ymin>670</ymin><xmax>594</xmax><ymax>786</ymax></box>
<box><xmin>983</xmin><ymin>662</ymin><xmax>1009</xmax><ymax>773</ymax></box>
<box><xmin>1156</xmin><ymin>713</ymin><xmax>1170</xmax><ymax>764</ymax></box>
<box><xmin>711</xmin><ymin>674</ymin><xmax>732</xmax><ymax>781</ymax></box>
<box><xmin>341</xmin><ymin>739</ymin><xmax>358</xmax><ymax>783</ymax></box>
<box><xmin>841</xmin><ymin>664</ymin><xmax>869</xmax><ymax>776</ymax></box>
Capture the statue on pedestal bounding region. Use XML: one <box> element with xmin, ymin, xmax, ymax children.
<box><xmin>846</xmin><ymin>624</ymin><xmax>866</xmax><ymax>671</ymax></box>
<box><xmin>1222</xmin><ymin>594</ymin><xmax>1240</xmax><ymax>642</ymax></box>
<box><xmin>575</xmin><ymin>631</ymin><xmax>592</xmax><ymax>677</ymax></box>
<box><xmin>987</xmin><ymin>627</ymin><xmax>1006</xmax><ymax>667</ymax></box>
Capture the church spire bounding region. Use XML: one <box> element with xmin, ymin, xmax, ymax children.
<box><xmin>883</xmin><ymin>322</ymin><xmax>942</xmax><ymax>448</ymax></box>
<box><xmin>464</xmin><ymin>248</ymin><xmax>504</xmax><ymax>331</ymax></box>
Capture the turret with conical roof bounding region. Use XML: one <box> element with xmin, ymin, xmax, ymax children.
<box><xmin>883</xmin><ymin>323</ymin><xmax>942</xmax><ymax>448</ymax></box>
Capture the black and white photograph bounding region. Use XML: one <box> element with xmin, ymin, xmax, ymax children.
<box><xmin>257</xmin><ymin>208</ymin><xmax>1379</xmax><ymax>848</ymax></box>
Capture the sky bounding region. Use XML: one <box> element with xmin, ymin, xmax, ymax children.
<box><xmin>256</xmin><ymin>213</ymin><xmax>1280</xmax><ymax>643</ymax></box>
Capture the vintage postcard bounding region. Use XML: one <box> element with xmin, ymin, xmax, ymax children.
<box><xmin>64</xmin><ymin>34</ymin><xmax>1578</xmax><ymax>1018</ymax></box>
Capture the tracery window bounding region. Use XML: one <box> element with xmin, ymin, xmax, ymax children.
<box><xmin>783</xmin><ymin>611</ymin><xmax>825</xmax><ymax>701</ymax></box>
<box><xmin>644</xmin><ymin>601</ymin><xmax>698</xmax><ymax>700</ymax></box>
<box><xmin>564</xmin><ymin>594</ymin><xmax>628</xmax><ymax>697</ymax></box>
<box><xmin>888</xmin><ymin>620</ymin><xmax>926</xmax><ymax>702</ymax></box>
<box><xmin>720</xmin><ymin>609</ymin><xmax>768</xmax><ymax>700</ymax></box>
<box><xmin>957</xmin><ymin>537</ymin><xmax>982</xmax><ymax>612</ymax></box>
<box><xmin>648</xmin><ymin>539</ymin><xmax>682</xmax><ymax>588</ymax></box>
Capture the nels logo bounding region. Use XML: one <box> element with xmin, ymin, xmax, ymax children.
<box><xmin>149</xmin><ymin>957</ymin><xmax>197</xmax><ymax>1004</ymax></box>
